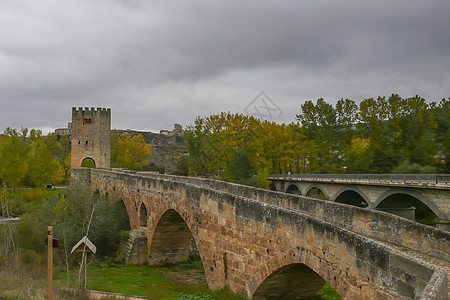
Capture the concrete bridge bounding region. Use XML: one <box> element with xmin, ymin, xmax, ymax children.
<box><xmin>72</xmin><ymin>168</ymin><xmax>450</xmax><ymax>299</ymax></box>
<box><xmin>270</xmin><ymin>174</ymin><xmax>450</xmax><ymax>231</ymax></box>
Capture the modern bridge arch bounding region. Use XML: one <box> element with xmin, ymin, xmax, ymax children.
<box><xmin>80</xmin><ymin>157</ymin><xmax>96</xmax><ymax>168</ymax></box>
<box><xmin>332</xmin><ymin>187</ymin><xmax>370</xmax><ymax>208</ymax></box>
<box><xmin>148</xmin><ymin>208</ymin><xmax>198</xmax><ymax>266</ymax></box>
<box><xmin>305</xmin><ymin>184</ymin><xmax>328</xmax><ymax>200</ymax></box>
<box><xmin>374</xmin><ymin>189</ymin><xmax>444</xmax><ymax>220</ymax></box>
<box><xmin>285</xmin><ymin>183</ymin><xmax>302</xmax><ymax>195</ymax></box>
<box><xmin>252</xmin><ymin>263</ymin><xmax>334</xmax><ymax>299</ymax></box>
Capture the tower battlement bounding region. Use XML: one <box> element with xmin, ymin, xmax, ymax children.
<box><xmin>72</xmin><ymin>107</ymin><xmax>111</xmax><ymax>114</ymax></box>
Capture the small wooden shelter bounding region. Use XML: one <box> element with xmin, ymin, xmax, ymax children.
<box><xmin>70</xmin><ymin>236</ymin><xmax>96</xmax><ymax>290</ymax></box>
<box><xmin>70</xmin><ymin>236</ymin><xmax>97</xmax><ymax>255</ymax></box>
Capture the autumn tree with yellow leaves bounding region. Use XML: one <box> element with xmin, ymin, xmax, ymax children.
<box><xmin>184</xmin><ymin>113</ymin><xmax>313</xmax><ymax>187</ymax></box>
<box><xmin>110</xmin><ymin>132</ymin><xmax>152</xmax><ymax>170</ymax></box>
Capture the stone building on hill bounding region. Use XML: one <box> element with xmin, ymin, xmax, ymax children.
<box><xmin>160</xmin><ymin>124</ymin><xmax>184</xmax><ymax>137</ymax></box>
<box><xmin>55</xmin><ymin>123</ymin><xmax>71</xmax><ymax>137</ymax></box>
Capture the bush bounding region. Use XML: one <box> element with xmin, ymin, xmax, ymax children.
<box><xmin>392</xmin><ymin>159</ymin><xmax>436</xmax><ymax>174</ymax></box>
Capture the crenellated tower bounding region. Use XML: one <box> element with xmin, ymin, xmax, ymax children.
<box><xmin>71</xmin><ymin>107</ymin><xmax>111</xmax><ymax>169</ymax></box>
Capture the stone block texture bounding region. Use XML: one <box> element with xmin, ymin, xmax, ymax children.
<box><xmin>72</xmin><ymin>168</ymin><xmax>449</xmax><ymax>299</ymax></box>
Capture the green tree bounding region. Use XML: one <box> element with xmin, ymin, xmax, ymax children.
<box><xmin>400</xmin><ymin>96</ymin><xmax>437</xmax><ymax>167</ymax></box>
<box><xmin>336</xmin><ymin>98</ymin><xmax>357</xmax><ymax>146</ymax></box>
<box><xmin>297</xmin><ymin>98</ymin><xmax>340</xmax><ymax>172</ymax></box>
<box><xmin>434</xmin><ymin>98</ymin><xmax>450</xmax><ymax>172</ymax></box>
<box><xmin>225</xmin><ymin>150</ymin><xmax>255</xmax><ymax>185</ymax></box>
<box><xmin>0</xmin><ymin>128</ymin><xmax>30</xmax><ymax>188</ymax></box>
<box><xmin>111</xmin><ymin>133</ymin><xmax>152</xmax><ymax>170</ymax></box>
<box><xmin>391</xmin><ymin>159</ymin><xmax>435</xmax><ymax>174</ymax></box>
<box><xmin>28</xmin><ymin>142</ymin><xmax>60</xmax><ymax>187</ymax></box>
<box><xmin>343</xmin><ymin>137</ymin><xmax>373</xmax><ymax>173</ymax></box>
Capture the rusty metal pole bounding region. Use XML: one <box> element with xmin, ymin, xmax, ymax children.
<box><xmin>47</xmin><ymin>226</ymin><xmax>53</xmax><ymax>300</ymax></box>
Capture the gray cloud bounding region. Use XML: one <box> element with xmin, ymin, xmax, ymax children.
<box><xmin>0</xmin><ymin>0</ymin><xmax>449</xmax><ymax>133</ymax></box>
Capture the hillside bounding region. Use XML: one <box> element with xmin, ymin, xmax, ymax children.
<box><xmin>112</xmin><ymin>129</ymin><xmax>189</xmax><ymax>175</ymax></box>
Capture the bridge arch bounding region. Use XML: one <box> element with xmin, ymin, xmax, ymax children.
<box><xmin>139</xmin><ymin>203</ymin><xmax>148</xmax><ymax>227</ymax></box>
<box><xmin>305</xmin><ymin>184</ymin><xmax>328</xmax><ymax>200</ymax></box>
<box><xmin>80</xmin><ymin>157</ymin><xmax>96</xmax><ymax>168</ymax></box>
<box><xmin>285</xmin><ymin>183</ymin><xmax>302</xmax><ymax>195</ymax></box>
<box><xmin>250</xmin><ymin>240</ymin><xmax>345</xmax><ymax>300</ymax></box>
<box><xmin>148</xmin><ymin>208</ymin><xmax>197</xmax><ymax>266</ymax></box>
<box><xmin>332</xmin><ymin>187</ymin><xmax>370</xmax><ymax>208</ymax></box>
<box><xmin>374</xmin><ymin>189</ymin><xmax>444</xmax><ymax>220</ymax></box>
<box><xmin>252</xmin><ymin>263</ymin><xmax>333</xmax><ymax>299</ymax></box>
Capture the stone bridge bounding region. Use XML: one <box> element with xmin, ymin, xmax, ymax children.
<box><xmin>72</xmin><ymin>168</ymin><xmax>449</xmax><ymax>299</ymax></box>
<box><xmin>270</xmin><ymin>174</ymin><xmax>450</xmax><ymax>230</ymax></box>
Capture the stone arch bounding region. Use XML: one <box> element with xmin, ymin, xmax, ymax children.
<box><xmin>252</xmin><ymin>263</ymin><xmax>330</xmax><ymax>299</ymax></box>
<box><xmin>139</xmin><ymin>203</ymin><xmax>148</xmax><ymax>227</ymax></box>
<box><xmin>374</xmin><ymin>189</ymin><xmax>444</xmax><ymax>220</ymax></box>
<box><xmin>251</xmin><ymin>252</ymin><xmax>341</xmax><ymax>299</ymax></box>
<box><xmin>80</xmin><ymin>157</ymin><xmax>96</xmax><ymax>168</ymax></box>
<box><xmin>305</xmin><ymin>184</ymin><xmax>328</xmax><ymax>200</ymax></box>
<box><xmin>332</xmin><ymin>187</ymin><xmax>370</xmax><ymax>208</ymax></box>
<box><xmin>285</xmin><ymin>183</ymin><xmax>302</xmax><ymax>195</ymax></box>
<box><xmin>115</xmin><ymin>196</ymin><xmax>137</xmax><ymax>230</ymax></box>
<box><xmin>148</xmin><ymin>209</ymin><xmax>195</xmax><ymax>266</ymax></box>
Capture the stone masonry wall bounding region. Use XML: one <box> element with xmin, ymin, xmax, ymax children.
<box><xmin>131</xmin><ymin>171</ymin><xmax>450</xmax><ymax>262</ymax></box>
<box><xmin>72</xmin><ymin>168</ymin><xmax>449</xmax><ymax>299</ymax></box>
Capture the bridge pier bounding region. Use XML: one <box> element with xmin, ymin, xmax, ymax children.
<box><xmin>123</xmin><ymin>228</ymin><xmax>148</xmax><ymax>265</ymax></box>
<box><xmin>437</xmin><ymin>220</ymin><xmax>450</xmax><ymax>231</ymax></box>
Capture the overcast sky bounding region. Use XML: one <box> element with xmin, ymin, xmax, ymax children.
<box><xmin>1</xmin><ymin>1</ymin><xmax>449</xmax><ymax>134</ymax></box>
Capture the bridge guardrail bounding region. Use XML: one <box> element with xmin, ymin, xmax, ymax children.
<box><xmin>268</xmin><ymin>173</ymin><xmax>450</xmax><ymax>185</ymax></box>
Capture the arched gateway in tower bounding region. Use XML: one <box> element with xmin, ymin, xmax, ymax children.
<box><xmin>70</xmin><ymin>107</ymin><xmax>111</xmax><ymax>169</ymax></box>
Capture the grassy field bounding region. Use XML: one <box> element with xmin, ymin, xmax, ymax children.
<box><xmin>54</xmin><ymin>258</ymin><xmax>341</xmax><ymax>300</ymax></box>
<box><xmin>55</xmin><ymin>259</ymin><xmax>243</xmax><ymax>300</ymax></box>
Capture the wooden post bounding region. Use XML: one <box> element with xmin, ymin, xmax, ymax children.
<box><xmin>84</xmin><ymin>252</ymin><xmax>87</xmax><ymax>290</ymax></box>
<box><xmin>47</xmin><ymin>226</ymin><xmax>53</xmax><ymax>300</ymax></box>
<box><xmin>80</xmin><ymin>251</ymin><xmax>87</xmax><ymax>290</ymax></box>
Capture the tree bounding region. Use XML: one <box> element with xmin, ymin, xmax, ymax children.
<box><xmin>434</xmin><ymin>98</ymin><xmax>450</xmax><ymax>172</ymax></box>
<box><xmin>297</xmin><ymin>98</ymin><xmax>340</xmax><ymax>172</ymax></box>
<box><xmin>28</xmin><ymin>142</ymin><xmax>61</xmax><ymax>187</ymax></box>
<box><xmin>0</xmin><ymin>128</ymin><xmax>30</xmax><ymax>188</ymax></box>
<box><xmin>336</xmin><ymin>98</ymin><xmax>357</xmax><ymax>146</ymax></box>
<box><xmin>111</xmin><ymin>133</ymin><xmax>152</xmax><ymax>170</ymax></box>
<box><xmin>343</xmin><ymin>137</ymin><xmax>373</xmax><ymax>173</ymax></box>
<box><xmin>400</xmin><ymin>96</ymin><xmax>437</xmax><ymax>167</ymax></box>
<box><xmin>225</xmin><ymin>150</ymin><xmax>255</xmax><ymax>185</ymax></box>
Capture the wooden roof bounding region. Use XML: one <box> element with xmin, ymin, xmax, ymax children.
<box><xmin>70</xmin><ymin>236</ymin><xmax>97</xmax><ymax>254</ymax></box>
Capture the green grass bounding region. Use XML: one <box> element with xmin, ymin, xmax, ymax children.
<box><xmin>316</xmin><ymin>284</ymin><xmax>342</xmax><ymax>300</ymax></box>
<box><xmin>54</xmin><ymin>259</ymin><xmax>341</xmax><ymax>300</ymax></box>
<box><xmin>55</xmin><ymin>259</ymin><xmax>243</xmax><ymax>300</ymax></box>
